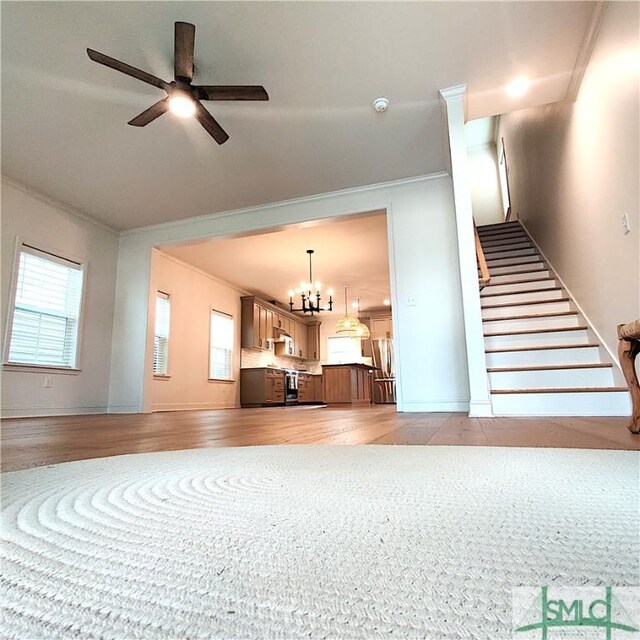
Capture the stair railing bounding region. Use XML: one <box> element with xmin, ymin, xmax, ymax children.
<box><xmin>474</xmin><ymin>221</ymin><xmax>491</xmax><ymax>289</ymax></box>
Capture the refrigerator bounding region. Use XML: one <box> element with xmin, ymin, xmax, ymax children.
<box><xmin>370</xmin><ymin>338</ymin><xmax>396</xmax><ymax>404</ymax></box>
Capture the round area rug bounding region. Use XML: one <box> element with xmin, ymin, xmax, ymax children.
<box><xmin>1</xmin><ymin>445</ymin><xmax>638</xmax><ymax>639</ymax></box>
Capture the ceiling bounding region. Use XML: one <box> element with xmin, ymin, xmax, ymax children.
<box><xmin>161</xmin><ymin>211</ymin><xmax>390</xmax><ymax>314</ymax></box>
<box><xmin>1</xmin><ymin>2</ymin><xmax>596</xmax><ymax>230</ymax></box>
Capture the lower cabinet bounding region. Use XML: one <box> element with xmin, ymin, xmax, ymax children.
<box><xmin>240</xmin><ymin>368</ymin><xmax>285</xmax><ymax>407</ymax></box>
<box><xmin>298</xmin><ymin>373</ymin><xmax>324</xmax><ymax>404</ymax></box>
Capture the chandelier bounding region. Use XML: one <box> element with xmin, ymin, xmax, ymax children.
<box><xmin>288</xmin><ymin>249</ymin><xmax>333</xmax><ymax>315</ymax></box>
<box><xmin>336</xmin><ymin>287</ymin><xmax>371</xmax><ymax>339</ymax></box>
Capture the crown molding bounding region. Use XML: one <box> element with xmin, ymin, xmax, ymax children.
<box><xmin>565</xmin><ymin>1</ymin><xmax>608</xmax><ymax>102</ymax></box>
<box><xmin>1</xmin><ymin>175</ymin><xmax>118</xmax><ymax>235</ymax></box>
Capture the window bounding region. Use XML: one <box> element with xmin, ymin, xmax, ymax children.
<box><xmin>153</xmin><ymin>292</ymin><xmax>170</xmax><ymax>375</ymax></box>
<box><xmin>6</xmin><ymin>244</ymin><xmax>84</xmax><ymax>369</ymax></box>
<box><xmin>327</xmin><ymin>336</ymin><xmax>362</xmax><ymax>364</ymax></box>
<box><xmin>209</xmin><ymin>310</ymin><xmax>234</xmax><ymax>380</ymax></box>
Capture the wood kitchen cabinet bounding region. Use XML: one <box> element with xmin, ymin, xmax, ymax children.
<box><xmin>322</xmin><ymin>364</ymin><xmax>372</xmax><ymax>405</ymax></box>
<box><xmin>241</xmin><ymin>298</ymin><xmax>273</xmax><ymax>350</ymax></box>
<box><xmin>298</xmin><ymin>373</ymin><xmax>323</xmax><ymax>404</ymax></box>
<box><xmin>371</xmin><ymin>314</ymin><xmax>393</xmax><ymax>340</ymax></box>
<box><xmin>306</xmin><ymin>321</ymin><xmax>321</xmax><ymax>361</ymax></box>
<box><xmin>240</xmin><ymin>368</ymin><xmax>285</xmax><ymax>407</ymax></box>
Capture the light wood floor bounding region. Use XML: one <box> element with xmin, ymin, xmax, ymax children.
<box><xmin>1</xmin><ymin>405</ymin><xmax>638</xmax><ymax>472</ymax></box>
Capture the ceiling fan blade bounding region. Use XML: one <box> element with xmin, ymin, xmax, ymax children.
<box><xmin>128</xmin><ymin>99</ymin><xmax>169</xmax><ymax>127</ymax></box>
<box><xmin>174</xmin><ymin>21</ymin><xmax>195</xmax><ymax>82</ymax></box>
<box><xmin>195</xmin><ymin>101</ymin><xmax>229</xmax><ymax>144</ymax></box>
<box><xmin>87</xmin><ymin>49</ymin><xmax>169</xmax><ymax>91</ymax></box>
<box><xmin>194</xmin><ymin>85</ymin><xmax>269</xmax><ymax>101</ymax></box>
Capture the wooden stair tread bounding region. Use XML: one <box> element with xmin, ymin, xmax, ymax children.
<box><xmin>482</xmin><ymin>297</ymin><xmax>570</xmax><ymax>309</ymax></box>
<box><xmin>491</xmin><ymin>387</ymin><xmax>628</xmax><ymax>394</ymax></box>
<box><xmin>486</xmin><ymin>258</ymin><xmax>543</xmax><ymax>267</ymax></box>
<box><xmin>477</xmin><ymin>221</ymin><xmax>522</xmax><ymax>231</ymax></box>
<box><xmin>485</xmin><ymin>343</ymin><xmax>600</xmax><ymax>353</ymax></box>
<box><xmin>483</xmin><ymin>311</ymin><xmax>577</xmax><ymax>322</ymax></box>
<box><xmin>478</xmin><ymin>230</ymin><xmax>528</xmax><ymax>240</ymax></box>
<box><xmin>482</xmin><ymin>276</ymin><xmax>555</xmax><ymax>288</ymax></box>
<box><xmin>487</xmin><ymin>363</ymin><xmax>612</xmax><ymax>372</ymax></box>
<box><xmin>484</xmin><ymin>325</ymin><xmax>588</xmax><ymax>337</ymax></box>
<box><xmin>483</xmin><ymin>244</ymin><xmax>534</xmax><ymax>254</ymax></box>
<box><xmin>481</xmin><ymin>286</ymin><xmax>563</xmax><ymax>298</ymax></box>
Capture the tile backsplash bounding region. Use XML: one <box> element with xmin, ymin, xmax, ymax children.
<box><xmin>241</xmin><ymin>348</ymin><xmax>322</xmax><ymax>373</ymax></box>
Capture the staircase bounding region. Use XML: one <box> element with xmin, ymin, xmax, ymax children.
<box><xmin>476</xmin><ymin>220</ymin><xmax>631</xmax><ymax>416</ymax></box>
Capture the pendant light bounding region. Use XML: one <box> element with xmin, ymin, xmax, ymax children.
<box><xmin>354</xmin><ymin>297</ymin><xmax>371</xmax><ymax>340</ymax></box>
<box><xmin>336</xmin><ymin>286</ymin><xmax>360</xmax><ymax>336</ymax></box>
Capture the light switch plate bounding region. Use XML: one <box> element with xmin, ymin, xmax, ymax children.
<box><xmin>622</xmin><ymin>212</ymin><xmax>631</xmax><ymax>235</ymax></box>
<box><xmin>406</xmin><ymin>296</ymin><xmax>417</xmax><ymax>307</ymax></box>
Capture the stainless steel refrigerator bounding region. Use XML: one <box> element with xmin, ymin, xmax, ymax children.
<box><xmin>370</xmin><ymin>338</ymin><xmax>396</xmax><ymax>404</ymax></box>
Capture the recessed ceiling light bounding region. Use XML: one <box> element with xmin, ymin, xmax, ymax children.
<box><xmin>383</xmin><ymin>298</ymin><xmax>391</xmax><ymax>306</ymax></box>
<box><xmin>169</xmin><ymin>95</ymin><xmax>196</xmax><ymax>118</ymax></box>
<box><xmin>373</xmin><ymin>97</ymin><xmax>389</xmax><ymax>112</ymax></box>
<box><xmin>506</xmin><ymin>76</ymin><xmax>530</xmax><ymax>98</ymax></box>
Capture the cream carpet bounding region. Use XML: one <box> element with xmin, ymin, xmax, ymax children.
<box><xmin>1</xmin><ymin>445</ymin><xmax>638</xmax><ymax>639</ymax></box>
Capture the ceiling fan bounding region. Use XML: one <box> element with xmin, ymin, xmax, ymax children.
<box><xmin>87</xmin><ymin>21</ymin><xmax>268</xmax><ymax>144</ymax></box>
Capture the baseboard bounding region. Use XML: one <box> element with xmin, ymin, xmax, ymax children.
<box><xmin>518</xmin><ymin>221</ymin><xmax>621</xmax><ymax>373</ymax></box>
<box><xmin>469</xmin><ymin>400</ymin><xmax>494</xmax><ymax>417</ymax></box>
<box><xmin>397</xmin><ymin>401</ymin><xmax>469</xmax><ymax>412</ymax></box>
<box><xmin>1</xmin><ymin>406</ymin><xmax>109</xmax><ymax>418</ymax></box>
<box><xmin>151</xmin><ymin>402</ymin><xmax>240</xmax><ymax>412</ymax></box>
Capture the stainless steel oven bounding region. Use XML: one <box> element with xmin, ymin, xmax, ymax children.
<box><xmin>284</xmin><ymin>369</ymin><xmax>298</xmax><ymax>405</ymax></box>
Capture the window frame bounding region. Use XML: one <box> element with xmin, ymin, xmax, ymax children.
<box><xmin>3</xmin><ymin>238</ymin><xmax>86</xmax><ymax>374</ymax></box>
<box><xmin>208</xmin><ymin>308</ymin><xmax>235</xmax><ymax>382</ymax></box>
<box><xmin>153</xmin><ymin>291</ymin><xmax>171</xmax><ymax>378</ymax></box>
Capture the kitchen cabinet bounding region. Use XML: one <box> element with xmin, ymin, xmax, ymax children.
<box><xmin>298</xmin><ymin>373</ymin><xmax>323</xmax><ymax>404</ymax></box>
<box><xmin>294</xmin><ymin>320</ymin><xmax>307</xmax><ymax>359</ymax></box>
<box><xmin>371</xmin><ymin>315</ymin><xmax>393</xmax><ymax>340</ymax></box>
<box><xmin>322</xmin><ymin>364</ymin><xmax>372</xmax><ymax>405</ymax></box>
<box><xmin>241</xmin><ymin>298</ymin><xmax>273</xmax><ymax>350</ymax></box>
<box><xmin>306</xmin><ymin>321</ymin><xmax>321</xmax><ymax>361</ymax></box>
<box><xmin>240</xmin><ymin>368</ymin><xmax>285</xmax><ymax>407</ymax></box>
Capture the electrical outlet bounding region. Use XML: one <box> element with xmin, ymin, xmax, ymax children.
<box><xmin>43</xmin><ymin>376</ymin><xmax>52</xmax><ymax>388</ymax></box>
<box><xmin>622</xmin><ymin>212</ymin><xmax>631</xmax><ymax>235</ymax></box>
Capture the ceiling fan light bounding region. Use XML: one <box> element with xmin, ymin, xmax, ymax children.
<box><xmin>169</xmin><ymin>95</ymin><xmax>196</xmax><ymax>118</ymax></box>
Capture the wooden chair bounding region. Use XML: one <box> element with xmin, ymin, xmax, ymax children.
<box><xmin>618</xmin><ymin>319</ymin><xmax>640</xmax><ymax>433</ymax></box>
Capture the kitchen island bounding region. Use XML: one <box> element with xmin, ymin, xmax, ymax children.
<box><xmin>322</xmin><ymin>363</ymin><xmax>374</xmax><ymax>406</ymax></box>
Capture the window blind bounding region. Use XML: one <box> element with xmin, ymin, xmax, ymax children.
<box><xmin>209</xmin><ymin>310</ymin><xmax>233</xmax><ymax>380</ymax></box>
<box><xmin>153</xmin><ymin>292</ymin><xmax>170</xmax><ymax>375</ymax></box>
<box><xmin>7</xmin><ymin>246</ymin><xmax>84</xmax><ymax>368</ymax></box>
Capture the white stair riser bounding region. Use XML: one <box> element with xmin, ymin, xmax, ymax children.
<box><xmin>484</xmin><ymin>248</ymin><xmax>538</xmax><ymax>261</ymax></box>
<box><xmin>489</xmin><ymin>367</ymin><xmax>615</xmax><ymax>390</ymax></box>
<box><xmin>486</xmin><ymin>346</ymin><xmax>602</xmax><ymax>367</ymax></box>
<box><xmin>481</xmin><ymin>289</ymin><xmax>565</xmax><ymax>306</ymax></box>
<box><xmin>487</xmin><ymin>254</ymin><xmax>542</xmax><ymax>268</ymax></box>
<box><xmin>490</xmin><ymin>391</ymin><xmax>632</xmax><ymax>416</ymax></box>
<box><xmin>484</xmin><ymin>329</ymin><xmax>590</xmax><ymax>349</ymax></box>
<box><xmin>482</xmin><ymin>300</ymin><xmax>573</xmax><ymax>318</ymax></box>
<box><xmin>482</xmin><ymin>279</ymin><xmax>557</xmax><ymax>294</ymax></box>
<box><xmin>489</xmin><ymin>270</ymin><xmax>551</xmax><ymax>284</ymax></box>
<box><xmin>489</xmin><ymin>263</ymin><xmax>546</xmax><ymax>276</ymax></box>
<box><xmin>483</xmin><ymin>315</ymin><xmax>581</xmax><ymax>333</ymax></box>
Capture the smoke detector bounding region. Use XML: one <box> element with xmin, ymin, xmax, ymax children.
<box><xmin>373</xmin><ymin>97</ymin><xmax>389</xmax><ymax>112</ymax></box>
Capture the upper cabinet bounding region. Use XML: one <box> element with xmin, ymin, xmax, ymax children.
<box><xmin>371</xmin><ymin>315</ymin><xmax>393</xmax><ymax>340</ymax></box>
<box><xmin>241</xmin><ymin>296</ymin><xmax>321</xmax><ymax>361</ymax></box>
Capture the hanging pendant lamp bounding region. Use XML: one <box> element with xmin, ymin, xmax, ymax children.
<box><xmin>336</xmin><ymin>286</ymin><xmax>360</xmax><ymax>336</ymax></box>
<box><xmin>354</xmin><ymin>297</ymin><xmax>371</xmax><ymax>340</ymax></box>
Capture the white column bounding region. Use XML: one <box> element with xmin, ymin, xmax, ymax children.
<box><xmin>439</xmin><ymin>84</ymin><xmax>493</xmax><ymax>417</ymax></box>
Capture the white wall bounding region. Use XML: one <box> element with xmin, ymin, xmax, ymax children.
<box><xmin>148</xmin><ymin>250</ymin><xmax>242</xmax><ymax>411</ymax></box>
<box><xmin>1</xmin><ymin>179</ymin><xmax>119</xmax><ymax>416</ymax></box>
<box><xmin>110</xmin><ymin>174</ymin><xmax>470</xmax><ymax>413</ymax></box>
<box><xmin>467</xmin><ymin>144</ymin><xmax>504</xmax><ymax>226</ymax></box>
<box><xmin>496</xmin><ymin>1</ymin><xmax>640</xmax><ymax>357</ymax></box>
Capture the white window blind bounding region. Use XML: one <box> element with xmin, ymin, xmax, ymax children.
<box><xmin>209</xmin><ymin>310</ymin><xmax>233</xmax><ymax>380</ymax></box>
<box><xmin>153</xmin><ymin>292</ymin><xmax>170</xmax><ymax>375</ymax></box>
<box><xmin>7</xmin><ymin>245</ymin><xmax>84</xmax><ymax>368</ymax></box>
<box><xmin>327</xmin><ymin>336</ymin><xmax>362</xmax><ymax>364</ymax></box>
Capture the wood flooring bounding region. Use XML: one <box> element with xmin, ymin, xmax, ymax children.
<box><xmin>2</xmin><ymin>406</ymin><xmax>638</xmax><ymax>472</ymax></box>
